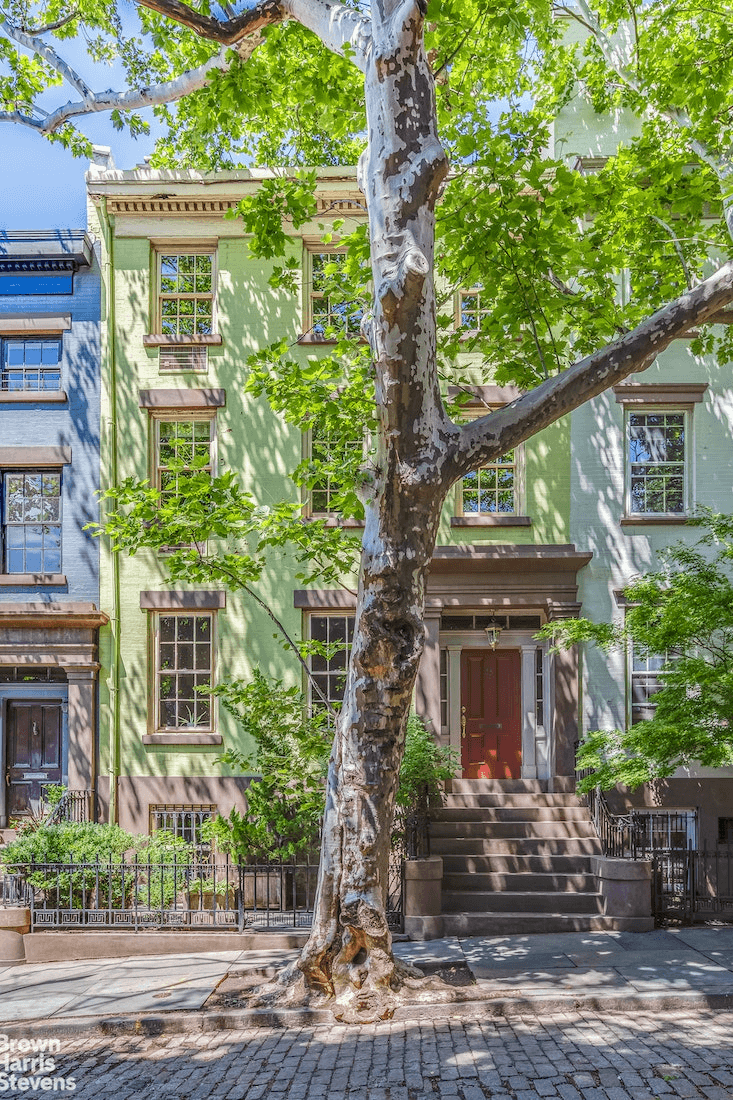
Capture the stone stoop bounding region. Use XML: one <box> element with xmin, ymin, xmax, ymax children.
<box><xmin>431</xmin><ymin>778</ymin><xmax>638</xmax><ymax>936</ymax></box>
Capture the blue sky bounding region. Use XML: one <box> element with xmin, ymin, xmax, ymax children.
<box><xmin>0</xmin><ymin>11</ymin><xmax>164</xmax><ymax>231</ymax></box>
<box><xmin>0</xmin><ymin>114</ymin><xmax>161</xmax><ymax>231</ymax></box>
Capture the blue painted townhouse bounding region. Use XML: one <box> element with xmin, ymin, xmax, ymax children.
<box><xmin>0</xmin><ymin>230</ymin><xmax>105</xmax><ymax>829</ymax></box>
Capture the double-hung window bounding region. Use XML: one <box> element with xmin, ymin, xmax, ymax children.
<box><xmin>158</xmin><ymin>253</ymin><xmax>215</xmax><ymax>337</ymax></box>
<box><xmin>2</xmin><ymin>471</ymin><xmax>62</xmax><ymax>574</ymax></box>
<box><xmin>155</xmin><ymin>612</ymin><xmax>213</xmax><ymax>731</ymax></box>
<box><xmin>630</xmin><ymin>642</ymin><xmax>667</xmax><ymax>725</ymax></box>
<box><xmin>306</xmin><ymin>251</ymin><xmax>362</xmax><ymax>339</ymax></box>
<box><xmin>457</xmin><ymin>450</ymin><xmax>518</xmax><ymax>516</ymax></box>
<box><xmin>155</xmin><ymin>416</ymin><xmax>216</xmax><ymax>505</ymax></box>
<box><xmin>458</xmin><ymin>285</ymin><xmax>491</xmax><ymax>331</ymax></box>
<box><xmin>628</xmin><ymin>411</ymin><xmax>687</xmax><ymax>516</ymax></box>
<box><xmin>1</xmin><ymin>338</ymin><xmax>61</xmax><ymax>392</ymax></box>
<box><xmin>308</xmin><ymin>613</ymin><xmax>355</xmax><ymax>718</ymax></box>
<box><xmin>615</xmin><ymin>384</ymin><xmax>707</xmax><ymax>521</ymax></box>
<box><xmin>308</xmin><ymin>428</ymin><xmax>366</xmax><ymax>519</ymax></box>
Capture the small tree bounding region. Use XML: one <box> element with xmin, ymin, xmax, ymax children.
<box><xmin>543</xmin><ymin>511</ymin><xmax>733</xmax><ymax>791</ymax></box>
<box><xmin>206</xmin><ymin>671</ymin><xmax>332</xmax><ymax>862</ymax></box>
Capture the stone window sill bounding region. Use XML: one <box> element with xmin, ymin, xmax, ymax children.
<box><xmin>297</xmin><ymin>334</ymin><xmax>367</xmax><ymax>345</ymax></box>
<box><xmin>143</xmin><ymin>334</ymin><xmax>223</xmax><ymax>347</ymax></box>
<box><xmin>0</xmin><ymin>391</ymin><xmax>67</xmax><ymax>403</ymax></box>
<box><xmin>0</xmin><ymin>574</ymin><xmax>67</xmax><ymax>586</ymax></box>
<box><xmin>451</xmin><ymin>515</ymin><xmax>531</xmax><ymax>527</ymax></box>
<box><xmin>620</xmin><ymin>516</ymin><xmax>690</xmax><ymax>527</ymax></box>
<box><xmin>312</xmin><ymin>517</ymin><xmax>366</xmax><ymax>528</ymax></box>
<box><xmin>142</xmin><ymin>733</ymin><xmax>223</xmax><ymax>746</ymax></box>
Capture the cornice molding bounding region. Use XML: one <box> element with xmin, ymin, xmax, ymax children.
<box><xmin>105</xmin><ymin>194</ymin><xmax>366</xmax><ymax>218</ymax></box>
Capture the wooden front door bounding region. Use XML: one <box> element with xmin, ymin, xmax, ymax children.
<box><xmin>6</xmin><ymin>702</ymin><xmax>62</xmax><ymax>817</ymax></box>
<box><xmin>460</xmin><ymin>649</ymin><xmax>522</xmax><ymax>779</ymax></box>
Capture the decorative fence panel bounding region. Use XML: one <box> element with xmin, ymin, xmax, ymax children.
<box><xmin>652</xmin><ymin>844</ymin><xmax>733</xmax><ymax>923</ymax></box>
<box><xmin>4</xmin><ymin>856</ymin><xmax>328</xmax><ymax>932</ymax></box>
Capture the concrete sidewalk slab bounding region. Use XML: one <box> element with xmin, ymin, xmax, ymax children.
<box><xmin>393</xmin><ymin>937</ymin><xmax>464</xmax><ymax>969</ymax></box>
<box><xmin>2</xmin><ymin>928</ymin><xmax>733</xmax><ymax>1029</ymax></box>
<box><xmin>474</xmin><ymin>965</ymin><xmax>630</xmax><ymax>992</ymax></box>
<box><xmin>462</xmin><ymin>949</ymin><xmax>575</xmax><ymax>970</ymax></box>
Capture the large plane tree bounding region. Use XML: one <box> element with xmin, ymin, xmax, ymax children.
<box><xmin>3</xmin><ymin>0</ymin><xmax>733</xmax><ymax>1019</ymax></box>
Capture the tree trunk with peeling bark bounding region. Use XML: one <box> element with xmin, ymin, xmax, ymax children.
<box><xmin>294</xmin><ymin>0</ymin><xmax>454</xmax><ymax>1022</ymax></box>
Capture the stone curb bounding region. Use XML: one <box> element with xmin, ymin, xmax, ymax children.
<box><xmin>3</xmin><ymin>988</ymin><xmax>733</xmax><ymax>1039</ymax></box>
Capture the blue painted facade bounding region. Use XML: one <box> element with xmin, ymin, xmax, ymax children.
<box><xmin>0</xmin><ymin>231</ymin><xmax>100</xmax><ymax>604</ymax></box>
<box><xmin>0</xmin><ymin>231</ymin><xmax>106</xmax><ymax>827</ymax></box>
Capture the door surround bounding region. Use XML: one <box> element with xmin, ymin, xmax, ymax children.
<box><xmin>0</xmin><ymin>683</ymin><xmax>69</xmax><ymax>827</ymax></box>
<box><xmin>442</xmin><ymin>629</ymin><xmax>551</xmax><ymax>781</ymax></box>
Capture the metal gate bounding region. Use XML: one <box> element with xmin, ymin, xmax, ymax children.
<box><xmin>652</xmin><ymin>845</ymin><xmax>733</xmax><ymax>923</ymax></box>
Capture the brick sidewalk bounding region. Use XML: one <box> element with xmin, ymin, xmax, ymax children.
<box><xmin>31</xmin><ymin>1008</ymin><xmax>733</xmax><ymax>1099</ymax></box>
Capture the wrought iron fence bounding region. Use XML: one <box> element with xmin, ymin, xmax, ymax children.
<box><xmin>652</xmin><ymin>843</ymin><xmax>733</xmax><ymax>923</ymax></box>
<box><xmin>1</xmin><ymin>848</ymin><xmax>407</xmax><ymax>933</ymax></box>
<box><xmin>576</xmin><ymin>751</ymin><xmax>697</xmax><ymax>860</ymax></box>
<box><xmin>1</xmin><ymin>854</ymin><xmax>328</xmax><ymax>932</ymax></box>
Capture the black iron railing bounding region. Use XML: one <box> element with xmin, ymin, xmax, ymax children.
<box><xmin>1</xmin><ymin>854</ymin><xmax>325</xmax><ymax>931</ymax></box>
<box><xmin>45</xmin><ymin>790</ymin><xmax>92</xmax><ymax>826</ymax></box>
<box><xmin>576</xmin><ymin>756</ymin><xmax>697</xmax><ymax>860</ymax></box>
<box><xmin>652</xmin><ymin>842</ymin><xmax>733</xmax><ymax>923</ymax></box>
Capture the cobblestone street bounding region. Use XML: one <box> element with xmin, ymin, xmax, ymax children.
<box><xmin>39</xmin><ymin>1009</ymin><xmax>733</xmax><ymax>1099</ymax></box>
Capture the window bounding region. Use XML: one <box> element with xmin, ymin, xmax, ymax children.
<box><xmin>155</xmin><ymin>416</ymin><xmax>215</xmax><ymax>504</ymax></box>
<box><xmin>535</xmin><ymin>648</ymin><xmax>544</xmax><ymax>725</ymax></box>
<box><xmin>308</xmin><ymin>614</ymin><xmax>355</xmax><ymax>715</ymax></box>
<box><xmin>458</xmin><ymin>285</ymin><xmax>491</xmax><ymax>331</ymax></box>
<box><xmin>155</xmin><ymin>613</ymin><xmax>213</xmax><ymax>731</ymax></box>
<box><xmin>457</xmin><ymin>450</ymin><xmax>518</xmax><ymax>516</ymax></box>
<box><xmin>308</xmin><ymin>429</ymin><xmax>365</xmax><ymax>517</ymax></box>
<box><xmin>307</xmin><ymin>251</ymin><xmax>362</xmax><ymax>339</ymax></box>
<box><xmin>2</xmin><ymin>471</ymin><xmax>62</xmax><ymax>573</ymax></box>
<box><xmin>440</xmin><ymin>648</ymin><xmax>449</xmax><ymax>730</ymax></box>
<box><xmin>149</xmin><ymin>804</ymin><xmax>216</xmax><ymax>850</ymax></box>
<box><xmin>1</xmin><ymin>338</ymin><xmax>61</xmax><ymax>391</ymax></box>
<box><xmin>630</xmin><ymin>643</ymin><xmax>667</xmax><ymax>725</ymax></box>
<box><xmin>158</xmin><ymin>253</ymin><xmax>215</xmax><ymax>337</ymax></box>
<box><xmin>628</xmin><ymin>411</ymin><xmax>686</xmax><ymax>516</ymax></box>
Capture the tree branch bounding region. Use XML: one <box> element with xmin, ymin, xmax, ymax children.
<box><xmin>450</xmin><ymin>260</ymin><xmax>733</xmax><ymax>478</ymax></box>
<box><xmin>22</xmin><ymin>10</ymin><xmax>80</xmax><ymax>34</ymax></box>
<box><xmin>1</xmin><ymin>16</ymin><xmax>95</xmax><ymax>101</ymax></box>
<box><xmin>13</xmin><ymin>45</ymin><xmax>237</xmax><ymax>134</ymax></box>
<box><xmin>135</xmin><ymin>0</ymin><xmax>372</xmax><ymax>70</ymax></box>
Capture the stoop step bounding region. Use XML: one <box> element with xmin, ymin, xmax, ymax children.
<box><xmin>432</xmin><ymin>779</ymin><xmax>605</xmax><ymax>935</ymax></box>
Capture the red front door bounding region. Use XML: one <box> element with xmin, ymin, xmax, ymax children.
<box><xmin>6</xmin><ymin>702</ymin><xmax>62</xmax><ymax>817</ymax></box>
<box><xmin>460</xmin><ymin>649</ymin><xmax>521</xmax><ymax>779</ymax></box>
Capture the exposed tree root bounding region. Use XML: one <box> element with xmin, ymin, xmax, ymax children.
<box><xmin>239</xmin><ymin>950</ymin><xmax>471</xmax><ymax>1023</ymax></box>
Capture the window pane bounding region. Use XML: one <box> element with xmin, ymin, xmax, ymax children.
<box><xmin>156</xmin><ymin>613</ymin><xmax>213</xmax><ymax>729</ymax></box>
<box><xmin>628</xmin><ymin>412</ymin><xmax>686</xmax><ymax>515</ymax></box>
<box><xmin>3</xmin><ymin>470</ymin><xmax>62</xmax><ymax>572</ymax></box>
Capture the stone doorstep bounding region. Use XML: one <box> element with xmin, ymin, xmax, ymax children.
<box><xmin>2</xmin><ymin>988</ymin><xmax>733</xmax><ymax>1041</ymax></box>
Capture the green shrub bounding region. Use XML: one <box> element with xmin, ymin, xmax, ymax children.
<box><xmin>208</xmin><ymin>670</ymin><xmax>330</xmax><ymax>861</ymax></box>
<box><xmin>397</xmin><ymin>714</ymin><xmax>458</xmax><ymax>810</ymax></box>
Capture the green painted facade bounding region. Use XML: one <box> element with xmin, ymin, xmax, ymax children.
<box><xmin>88</xmin><ymin>163</ymin><xmax>577</xmax><ymax>832</ymax></box>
